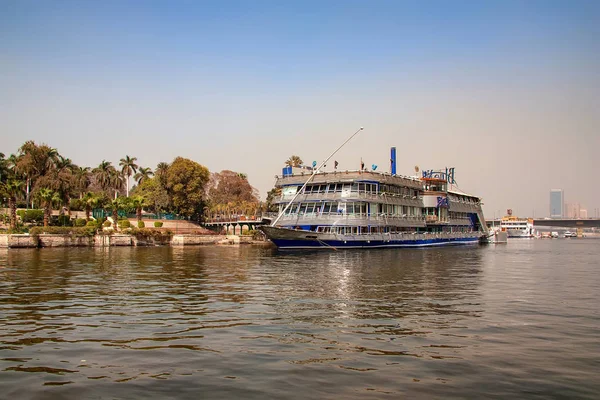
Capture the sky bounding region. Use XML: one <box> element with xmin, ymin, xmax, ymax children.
<box><xmin>1</xmin><ymin>0</ymin><xmax>599</xmax><ymax>218</ymax></box>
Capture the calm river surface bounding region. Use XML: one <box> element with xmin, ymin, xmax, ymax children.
<box><xmin>1</xmin><ymin>240</ymin><xmax>598</xmax><ymax>399</ymax></box>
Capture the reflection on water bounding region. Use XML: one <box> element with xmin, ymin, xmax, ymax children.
<box><xmin>0</xmin><ymin>241</ymin><xmax>598</xmax><ymax>399</ymax></box>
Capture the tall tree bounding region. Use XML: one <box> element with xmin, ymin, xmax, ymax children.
<box><xmin>166</xmin><ymin>157</ymin><xmax>210</xmax><ymax>218</ymax></box>
<box><xmin>75</xmin><ymin>167</ymin><xmax>91</xmax><ymax>199</ymax></box>
<box><xmin>15</xmin><ymin>141</ymin><xmax>59</xmax><ymax>207</ymax></box>
<box><xmin>119</xmin><ymin>155</ymin><xmax>138</xmax><ymax>197</ymax></box>
<box><xmin>110</xmin><ymin>168</ymin><xmax>124</xmax><ymax>199</ymax></box>
<box><xmin>93</xmin><ymin>160</ymin><xmax>116</xmax><ymax>192</ymax></box>
<box><xmin>208</xmin><ymin>170</ymin><xmax>259</xmax><ymax>208</ymax></box>
<box><xmin>134</xmin><ymin>166</ymin><xmax>154</xmax><ymax>185</ymax></box>
<box><xmin>131</xmin><ymin>177</ymin><xmax>170</xmax><ymax>214</ymax></box>
<box><xmin>155</xmin><ymin>162</ymin><xmax>170</xmax><ymax>189</ymax></box>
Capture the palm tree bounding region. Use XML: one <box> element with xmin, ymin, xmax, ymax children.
<box><xmin>108</xmin><ymin>198</ymin><xmax>124</xmax><ymax>231</ymax></box>
<box><xmin>38</xmin><ymin>188</ymin><xmax>54</xmax><ymax>227</ymax></box>
<box><xmin>155</xmin><ymin>162</ymin><xmax>169</xmax><ymax>188</ymax></box>
<box><xmin>134</xmin><ymin>166</ymin><xmax>154</xmax><ymax>186</ymax></box>
<box><xmin>75</xmin><ymin>167</ymin><xmax>91</xmax><ymax>199</ymax></box>
<box><xmin>119</xmin><ymin>156</ymin><xmax>138</xmax><ymax>197</ymax></box>
<box><xmin>52</xmin><ymin>191</ymin><xmax>63</xmax><ymax>216</ymax></box>
<box><xmin>131</xmin><ymin>196</ymin><xmax>146</xmax><ymax>222</ymax></box>
<box><xmin>55</xmin><ymin>155</ymin><xmax>74</xmax><ymax>173</ymax></box>
<box><xmin>110</xmin><ymin>169</ymin><xmax>124</xmax><ymax>199</ymax></box>
<box><xmin>2</xmin><ymin>179</ymin><xmax>24</xmax><ymax>229</ymax></box>
<box><xmin>83</xmin><ymin>192</ymin><xmax>99</xmax><ymax>221</ymax></box>
<box><xmin>93</xmin><ymin>160</ymin><xmax>115</xmax><ymax>192</ymax></box>
<box><xmin>285</xmin><ymin>155</ymin><xmax>303</xmax><ymax>167</ymax></box>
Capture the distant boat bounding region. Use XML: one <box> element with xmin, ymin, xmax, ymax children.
<box><xmin>499</xmin><ymin>216</ymin><xmax>535</xmax><ymax>238</ymax></box>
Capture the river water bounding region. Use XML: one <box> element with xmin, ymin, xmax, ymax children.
<box><xmin>0</xmin><ymin>240</ymin><xmax>598</xmax><ymax>399</ymax></box>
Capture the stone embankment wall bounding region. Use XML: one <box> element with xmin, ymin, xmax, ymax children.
<box><xmin>0</xmin><ymin>234</ymin><xmax>263</xmax><ymax>248</ymax></box>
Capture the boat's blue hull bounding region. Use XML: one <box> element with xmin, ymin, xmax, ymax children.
<box><xmin>271</xmin><ymin>236</ymin><xmax>480</xmax><ymax>250</ymax></box>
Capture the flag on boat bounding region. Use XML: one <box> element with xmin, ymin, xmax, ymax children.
<box><xmin>437</xmin><ymin>197</ymin><xmax>449</xmax><ymax>208</ymax></box>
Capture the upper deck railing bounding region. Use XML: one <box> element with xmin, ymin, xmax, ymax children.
<box><xmin>275</xmin><ymin>169</ymin><xmax>424</xmax><ymax>189</ymax></box>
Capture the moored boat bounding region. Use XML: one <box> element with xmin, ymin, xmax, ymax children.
<box><xmin>261</xmin><ymin>137</ymin><xmax>488</xmax><ymax>250</ymax></box>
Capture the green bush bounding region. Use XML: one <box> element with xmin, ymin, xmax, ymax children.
<box><xmin>154</xmin><ymin>221</ymin><xmax>163</xmax><ymax>228</ymax></box>
<box><xmin>103</xmin><ymin>220</ymin><xmax>112</xmax><ymax>228</ymax></box>
<box><xmin>137</xmin><ymin>220</ymin><xmax>145</xmax><ymax>228</ymax></box>
<box><xmin>118</xmin><ymin>219</ymin><xmax>131</xmax><ymax>229</ymax></box>
<box><xmin>29</xmin><ymin>226</ymin><xmax>96</xmax><ymax>237</ymax></box>
<box><xmin>69</xmin><ymin>198</ymin><xmax>84</xmax><ymax>211</ymax></box>
<box><xmin>17</xmin><ymin>209</ymin><xmax>44</xmax><ymax>223</ymax></box>
<box><xmin>5</xmin><ymin>227</ymin><xmax>29</xmax><ymax>234</ymax></box>
<box><xmin>55</xmin><ymin>215</ymin><xmax>72</xmax><ymax>226</ymax></box>
<box><xmin>74</xmin><ymin>218</ymin><xmax>87</xmax><ymax>227</ymax></box>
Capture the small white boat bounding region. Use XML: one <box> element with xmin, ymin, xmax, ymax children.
<box><xmin>499</xmin><ymin>215</ymin><xmax>535</xmax><ymax>238</ymax></box>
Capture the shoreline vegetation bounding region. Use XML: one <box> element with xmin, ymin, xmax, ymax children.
<box><xmin>0</xmin><ymin>140</ymin><xmax>293</xmax><ymax>239</ymax></box>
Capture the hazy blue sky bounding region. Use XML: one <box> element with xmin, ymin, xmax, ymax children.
<box><xmin>2</xmin><ymin>1</ymin><xmax>599</xmax><ymax>217</ymax></box>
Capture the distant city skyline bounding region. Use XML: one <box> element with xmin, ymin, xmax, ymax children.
<box><xmin>1</xmin><ymin>1</ymin><xmax>599</xmax><ymax>217</ymax></box>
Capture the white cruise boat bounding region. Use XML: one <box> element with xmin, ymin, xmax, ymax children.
<box><xmin>261</xmin><ymin>141</ymin><xmax>488</xmax><ymax>250</ymax></box>
<box><xmin>499</xmin><ymin>215</ymin><xmax>535</xmax><ymax>238</ymax></box>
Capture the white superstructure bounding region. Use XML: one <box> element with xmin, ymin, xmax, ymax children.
<box><xmin>500</xmin><ymin>216</ymin><xmax>535</xmax><ymax>238</ymax></box>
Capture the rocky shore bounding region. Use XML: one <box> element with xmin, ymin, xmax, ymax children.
<box><xmin>0</xmin><ymin>233</ymin><xmax>269</xmax><ymax>248</ymax></box>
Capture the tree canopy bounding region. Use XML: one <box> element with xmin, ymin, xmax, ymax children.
<box><xmin>166</xmin><ymin>157</ymin><xmax>210</xmax><ymax>217</ymax></box>
<box><xmin>208</xmin><ymin>170</ymin><xmax>259</xmax><ymax>206</ymax></box>
<box><xmin>2</xmin><ymin>141</ymin><xmax>261</xmax><ymax>224</ymax></box>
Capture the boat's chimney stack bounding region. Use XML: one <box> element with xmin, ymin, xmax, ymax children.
<box><xmin>390</xmin><ymin>147</ymin><xmax>397</xmax><ymax>175</ymax></box>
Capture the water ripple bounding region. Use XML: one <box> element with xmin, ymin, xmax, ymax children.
<box><xmin>0</xmin><ymin>243</ymin><xmax>599</xmax><ymax>398</ymax></box>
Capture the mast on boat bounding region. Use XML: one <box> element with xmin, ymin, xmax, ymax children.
<box><xmin>270</xmin><ymin>127</ymin><xmax>364</xmax><ymax>227</ymax></box>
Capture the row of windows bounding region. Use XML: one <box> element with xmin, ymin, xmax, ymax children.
<box><xmin>449</xmin><ymin>211</ymin><xmax>471</xmax><ymax>219</ymax></box>
<box><xmin>282</xmin><ymin>202</ymin><xmax>422</xmax><ymax>216</ymax></box>
<box><xmin>315</xmin><ymin>226</ymin><xmax>476</xmax><ymax>234</ymax></box>
<box><xmin>300</xmin><ymin>182</ymin><xmax>419</xmax><ymax>197</ymax></box>
<box><xmin>448</xmin><ymin>194</ymin><xmax>480</xmax><ymax>204</ymax></box>
<box><xmin>379</xmin><ymin>184</ymin><xmax>419</xmax><ymax>197</ymax></box>
<box><xmin>316</xmin><ymin>226</ymin><xmax>419</xmax><ymax>234</ymax></box>
<box><xmin>302</xmin><ymin>183</ymin><xmax>377</xmax><ymax>194</ymax></box>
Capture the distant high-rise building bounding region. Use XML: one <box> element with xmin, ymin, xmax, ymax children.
<box><xmin>550</xmin><ymin>189</ymin><xmax>564</xmax><ymax>218</ymax></box>
<box><xmin>565</xmin><ymin>203</ymin><xmax>581</xmax><ymax>219</ymax></box>
<box><xmin>580</xmin><ymin>209</ymin><xmax>588</xmax><ymax>219</ymax></box>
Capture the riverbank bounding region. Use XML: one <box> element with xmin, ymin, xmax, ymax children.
<box><xmin>0</xmin><ymin>233</ymin><xmax>270</xmax><ymax>248</ymax></box>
